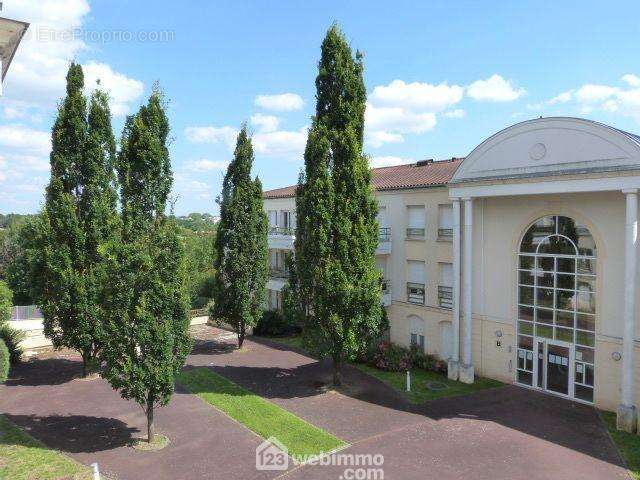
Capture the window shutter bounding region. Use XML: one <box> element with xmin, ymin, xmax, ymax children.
<box><xmin>408</xmin><ymin>260</ymin><xmax>426</xmax><ymax>284</ymax></box>
<box><xmin>407</xmin><ymin>206</ymin><xmax>425</xmax><ymax>228</ymax></box>
<box><xmin>439</xmin><ymin>204</ymin><xmax>453</xmax><ymax>229</ymax></box>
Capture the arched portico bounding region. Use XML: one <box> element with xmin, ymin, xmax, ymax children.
<box><xmin>448</xmin><ymin>117</ymin><xmax>640</xmax><ymax>432</ymax></box>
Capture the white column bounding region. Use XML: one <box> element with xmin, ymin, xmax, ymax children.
<box><xmin>460</xmin><ymin>197</ymin><xmax>475</xmax><ymax>384</ymax></box>
<box><xmin>618</xmin><ymin>189</ymin><xmax>638</xmax><ymax>432</ymax></box>
<box><xmin>448</xmin><ymin>198</ymin><xmax>461</xmax><ymax>380</ymax></box>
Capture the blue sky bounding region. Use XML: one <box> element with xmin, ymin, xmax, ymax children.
<box><xmin>1</xmin><ymin>0</ymin><xmax>640</xmax><ymax>215</ymax></box>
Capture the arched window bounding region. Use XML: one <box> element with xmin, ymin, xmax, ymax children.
<box><xmin>517</xmin><ymin>215</ymin><xmax>596</xmax><ymax>403</ymax></box>
<box><xmin>408</xmin><ymin>315</ymin><xmax>425</xmax><ymax>352</ymax></box>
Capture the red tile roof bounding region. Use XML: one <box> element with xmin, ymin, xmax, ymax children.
<box><xmin>263</xmin><ymin>158</ymin><xmax>464</xmax><ymax>199</ymax></box>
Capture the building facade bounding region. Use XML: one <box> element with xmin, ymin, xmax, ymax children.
<box><xmin>262</xmin><ymin>117</ymin><xmax>640</xmax><ymax>432</ymax></box>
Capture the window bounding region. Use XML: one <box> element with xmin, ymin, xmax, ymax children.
<box><xmin>407</xmin><ymin>260</ymin><xmax>426</xmax><ymax>304</ymax></box>
<box><xmin>438</xmin><ymin>263</ymin><xmax>453</xmax><ymax>309</ymax></box>
<box><xmin>438</xmin><ymin>204</ymin><xmax>453</xmax><ymax>241</ymax></box>
<box><xmin>268</xmin><ymin>210</ymin><xmax>278</xmax><ymax>229</ymax></box>
<box><xmin>517</xmin><ymin>215</ymin><xmax>596</xmax><ymax>402</ymax></box>
<box><xmin>406</xmin><ymin>205</ymin><xmax>426</xmax><ymax>239</ymax></box>
<box><xmin>377</xmin><ymin>258</ymin><xmax>390</xmax><ymax>294</ymax></box>
<box><xmin>409</xmin><ymin>315</ymin><xmax>426</xmax><ymax>351</ymax></box>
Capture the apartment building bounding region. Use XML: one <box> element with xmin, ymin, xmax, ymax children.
<box><xmin>263</xmin><ymin>117</ymin><xmax>640</xmax><ymax>431</ymax></box>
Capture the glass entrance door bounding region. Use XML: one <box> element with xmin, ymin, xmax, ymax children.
<box><xmin>546</xmin><ymin>342</ymin><xmax>570</xmax><ymax>395</ymax></box>
<box><xmin>533</xmin><ymin>338</ymin><xmax>572</xmax><ymax>397</ymax></box>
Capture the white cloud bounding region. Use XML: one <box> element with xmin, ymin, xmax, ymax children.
<box><xmin>184</xmin><ymin>126</ymin><xmax>239</xmax><ymax>149</ymax></box>
<box><xmin>0</xmin><ymin>125</ymin><xmax>51</xmax><ymax>156</ymax></box>
<box><xmin>574</xmin><ymin>84</ymin><xmax>619</xmax><ymax>103</ymax></box>
<box><xmin>251</xmin><ymin>113</ymin><xmax>280</xmax><ymax>133</ymax></box>
<box><xmin>371</xmin><ymin>80</ymin><xmax>463</xmax><ymax>111</ymax></box>
<box><xmin>83</xmin><ymin>62</ymin><xmax>145</xmax><ymax>116</ymax></box>
<box><xmin>369</xmin><ymin>156</ymin><xmax>414</xmax><ymax>168</ymax></box>
<box><xmin>365</xmin><ymin>130</ymin><xmax>404</xmax><ymax>148</ymax></box>
<box><xmin>467</xmin><ymin>74</ymin><xmax>526</xmax><ymax>102</ymax></box>
<box><xmin>444</xmin><ymin>109</ymin><xmax>466</xmax><ymax>118</ymax></box>
<box><xmin>622</xmin><ymin>74</ymin><xmax>640</xmax><ymax>88</ymax></box>
<box><xmin>253</xmin><ymin>127</ymin><xmax>308</xmax><ymax>158</ymax></box>
<box><xmin>1</xmin><ymin>1</ymin><xmax>144</xmax><ymax>119</ymax></box>
<box><xmin>189</xmin><ymin>159</ymin><xmax>229</xmax><ymax>172</ymax></box>
<box><xmin>366</xmin><ymin>103</ymin><xmax>436</xmax><ymax>135</ymax></box>
<box><xmin>3</xmin><ymin>0</ymin><xmax>89</xmax><ymax>106</ymax></box>
<box><xmin>255</xmin><ymin>93</ymin><xmax>304</xmax><ymax>112</ymax></box>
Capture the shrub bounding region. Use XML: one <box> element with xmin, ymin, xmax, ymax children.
<box><xmin>373</xmin><ymin>341</ymin><xmax>411</xmax><ymax>372</ymax></box>
<box><xmin>253</xmin><ymin>310</ymin><xmax>300</xmax><ymax>337</ymax></box>
<box><xmin>0</xmin><ymin>338</ymin><xmax>9</xmax><ymax>383</ymax></box>
<box><xmin>0</xmin><ymin>323</ymin><xmax>24</xmax><ymax>365</ymax></box>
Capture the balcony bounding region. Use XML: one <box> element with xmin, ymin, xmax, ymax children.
<box><xmin>407</xmin><ymin>282</ymin><xmax>425</xmax><ymax>305</ymax></box>
<box><xmin>438</xmin><ymin>285</ymin><xmax>453</xmax><ymax>309</ymax></box>
<box><xmin>381</xmin><ymin>279</ymin><xmax>392</xmax><ymax>306</ymax></box>
<box><xmin>268</xmin><ymin>226</ymin><xmax>295</xmax><ymax>250</ymax></box>
<box><xmin>267</xmin><ymin>267</ymin><xmax>289</xmax><ymax>292</ymax></box>
<box><xmin>437</xmin><ymin>228</ymin><xmax>453</xmax><ymax>242</ymax></box>
<box><xmin>376</xmin><ymin>227</ymin><xmax>392</xmax><ymax>254</ymax></box>
<box><xmin>406</xmin><ymin>227</ymin><xmax>425</xmax><ymax>240</ymax></box>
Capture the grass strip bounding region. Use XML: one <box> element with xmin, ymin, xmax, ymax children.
<box><xmin>0</xmin><ymin>414</ymin><xmax>92</xmax><ymax>480</ymax></box>
<box><xmin>355</xmin><ymin>364</ymin><xmax>504</xmax><ymax>404</ymax></box>
<box><xmin>602</xmin><ymin>411</ymin><xmax>640</xmax><ymax>479</ymax></box>
<box><xmin>178</xmin><ymin>367</ymin><xmax>347</xmax><ymax>458</ymax></box>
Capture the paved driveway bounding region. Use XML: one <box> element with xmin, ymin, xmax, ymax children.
<box><xmin>0</xmin><ymin>326</ymin><xmax>630</xmax><ymax>480</ymax></box>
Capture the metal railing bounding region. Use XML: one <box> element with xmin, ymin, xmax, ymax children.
<box><xmin>381</xmin><ymin>279</ymin><xmax>391</xmax><ymax>295</ymax></box>
<box><xmin>407</xmin><ymin>282</ymin><xmax>425</xmax><ymax>304</ymax></box>
<box><xmin>269</xmin><ymin>267</ymin><xmax>290</xmax><ymax>279</ymax></box>
<box><xmin>269</xmin><ymin>226</ymin><xmax>294</xmax><ymax>236</ymax></box>
<box><xmin>438</xmin><ymin>285</ymin><xmax>453</xmax><ymax>309</ymax></box>
<box><xmin>379</xmin><ymin>227</ymin><xmax>391</xmax><ymax>242</ymax></box>
<box><xmin>437</xmin><ymin>228</ymin><xmax>453</xmax><ymax>241</ymax></box>
<box><xmin>11</xmin><ymin>305</ymin><xmax>43</xmax><ymax>321</ymax></box>
<box><xmin>406</xmin><ymin>227</ymin><xmax>425</xmax><ymax>239</ymax></box>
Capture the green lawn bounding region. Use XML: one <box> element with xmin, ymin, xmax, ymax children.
<box><xmin>0</xmin><ymin>415</ymin><xmax>92</xmax><ymax>480</ymax></box>
<box><xmin>602</xmin><ymin>411</ymin><xmax>640</xmax><ymax>479</ymax></box>
<box><xmin>260</xmin><ymin>335</ymin><xmax>306</xmax><ymax>353</ymax></box>
<box><xmin>177</xmin><ymin>367</ymin><xmax>347</xmax><ymax>458</ymax></box>
<box><xmin>355</xmin><ymin>364</ymin><xmax>504</xmax><ymax>404</ymax></box>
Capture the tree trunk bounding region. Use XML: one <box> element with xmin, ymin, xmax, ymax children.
<box><xmin>332</xmin><ymin>356</ymin><xmax>342</xmax><ymax>386</ymax></box>
<box><xmin>238</xmin><ymin>322</ymin><xmax>245</xmax><ymax>349</ymax></box>
<box><xmin>81</xmin><ymin>352</ymin><xmax>89</xmax><ymax>378</ymax></box>
<box><xmin>146</xmin><ymin>395</ymin><xmax>155</xmax><ymax>443</ymax></box>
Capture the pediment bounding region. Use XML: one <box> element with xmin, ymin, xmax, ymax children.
<box><xmin>452</xmin><ymin>117</ymin><xmax>640</xmax><ymax>183</ymax></box>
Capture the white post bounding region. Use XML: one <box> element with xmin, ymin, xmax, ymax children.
<box><xmin>460</xmin><ymin>197</ymin><xmax>475</xmax><ymax>384</ymax></box>
<box><xmin>618</xmin><ymin>189</ymin><xmax>638</xmax><ymax>432</ymax></box>
<box><xmin>91</xmin><ymin>463</ymin><xmax>100</xmax><ymax>480</ymax></box>
<box><xmin>448</xmin><ymin>198</ymin><xmax>461</xmax><ymax>380</ymax></box>
<box><xmin>406</xmin><ymin>370</ymin><xmax>411</xmax><ymax>392</ymax></box>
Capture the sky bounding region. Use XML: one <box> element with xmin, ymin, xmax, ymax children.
<box><xmin>1</xmin><ymin>0</ymin><xmax>640</xmax><ymax>215</ymax></box>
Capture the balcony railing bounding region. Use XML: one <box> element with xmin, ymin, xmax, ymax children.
<box><xmin>269</xmin><ymin>226</ymin><xmax>294</xmax><ymax>236</ymax></box>
<box><xmin>438</xmin><ymin>285</ymin><xmax>453</xmax><ymax>309</ymax></box>
<box><xmin>269</xmin><ymin>267</ymin><xmax>289</xmax><ymax>279</ymax></box>
<box><xmin>437</xmin><ymin>228</ymin><xmax>453</xmax><ymax>241</ymax></box>
<box><xmin>407</xmin><ymin>282</ymin><xmax>425</xmax><ymax>305</ymax></box>
<box><xmin>381</xmin><ymin>279</ymin><xmax>391</xmax><ymax>294</ymax></box>
<box><xmin>406</xmin><ymin>227</ymin><xmax>425</xmax><ymax>239</ymax></box>
<box><xmin>379</xmin><ymin>227</ymin><xmax>391</xmax><ymax>242</ymax></box>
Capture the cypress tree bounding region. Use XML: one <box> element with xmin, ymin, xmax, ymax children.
<box><xmin>212</xmin><ymin>126</ymin><xmax>269</xmax><ymax>348</ymax></box>
<box><xmin>292</xmin><ymin>25</ymin><xmax>381</xmax><ymax>385</ymax></box>
<box><xmin>101</xmin><ymin>88</ymin><xmax>191</xmax><ymax>444</ymax></box>
<box><xmin>39</xmin><ymin>63</ymin><xmax>117</xmax><ymax>376</ymax></box>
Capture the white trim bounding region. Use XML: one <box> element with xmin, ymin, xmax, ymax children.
<box><xmin>450</xmin><ymin>175</ymin><xmax>640</xmax><ymax>199</ymax></box>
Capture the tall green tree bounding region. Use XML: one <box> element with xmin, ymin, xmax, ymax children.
<box><xmin>212</xmin><ymin>126</ymin><xmax>269</xmax><ymax>348</ymax></box>
<box><xmin>39</xmin><ymin>63</ymin><xmax>118</xmax><ymax>376</ymax></box>
<box><xmin>292</xmin><ymin>25</ymin><xmax>382</xmax><ymax>385</ymax></box>
<box><xmin>101</xmin><ymin>88</ymin><xmax>191</xmax><ymax>443</ymax></box>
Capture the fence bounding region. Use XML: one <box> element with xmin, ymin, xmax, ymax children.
<box><xmin>11</xmin><ymin>305</ymin><xmax>43</xmax><ymax>321</ymax></box>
